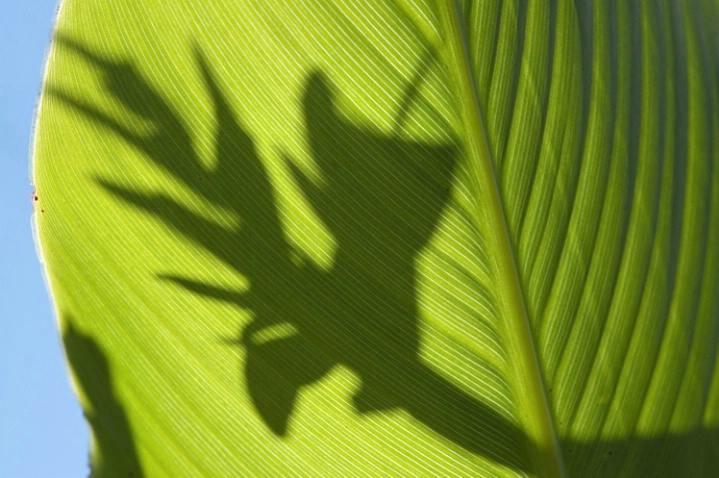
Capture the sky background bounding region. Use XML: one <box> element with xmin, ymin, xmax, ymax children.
<box><xmin>1</xmin><ymin>1</ymin><xmax>90</xmax><ymax>477</ymax></box>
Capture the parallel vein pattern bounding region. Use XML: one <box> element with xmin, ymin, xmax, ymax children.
<box><xmin>463</xmin><ymin>0</ymin><xmax>719</xmax><ymax>476</ymax></box>
<box><xmin>33</xmin><ymin>0</ymin><xmax>719</xmax><ymax>477</ymax></box>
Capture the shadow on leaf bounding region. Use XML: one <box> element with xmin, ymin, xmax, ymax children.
<box><xmin>51</xmin><ymin>35</ymin><xmax>530</xmax><ymax>471</ymax></box>
<box><xmin>63</xmin><ymin>319</ymin><xmax>144</xmax><ymax>477</ymax></box>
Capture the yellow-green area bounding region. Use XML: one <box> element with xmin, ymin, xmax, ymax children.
<box><xmin>33</xmin><ymin>0</ymin><xmax>719</xmax><ymax>476</ymax></box>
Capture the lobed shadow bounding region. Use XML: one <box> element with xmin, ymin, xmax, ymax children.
<box><xmin>63</xmin><ymin>319</ymin><xmax>144</xmax><ymax>477</ymax></box>
<box><xmin>51</xmin><ymin>36</ymin><xmax>718</xmax><ymax>476</ymax></box>
<box><xmin>51</xmin><ymin>36</ymin><xmax>529</xmax><ymax>470</ymax></box>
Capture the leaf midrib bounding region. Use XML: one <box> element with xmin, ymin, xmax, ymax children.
<box><xmin>438</xmin><ymin>1</ymin><xmax>566</xmax><ymax>476</ymax></box>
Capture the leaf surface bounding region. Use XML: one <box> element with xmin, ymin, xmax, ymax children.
<box><xmin>34</xmin><ymin>0</ymin><xmax>719</xmax><ymax>476</ymax></box>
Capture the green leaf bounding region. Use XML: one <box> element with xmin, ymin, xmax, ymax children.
<box><xmin>33</xmin><ymin>0</ymin><xmax>719</xmax><ymax>476</ymax></box>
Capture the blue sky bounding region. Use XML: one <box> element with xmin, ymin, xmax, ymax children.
<box><xmin>1</xmin><ymin>1</ymin><xmax>89</xmax><ymax>476</ymax></box>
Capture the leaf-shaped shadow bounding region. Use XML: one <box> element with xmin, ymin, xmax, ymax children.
<box><xmin>63</xmin><ymin>318</ymin><xmax>144</xmax><ymax>477</ymax></box>
<box><xmin>50</xmin><ymin>36</ymin><xmax>531</xmax><ymax>471</ymax></box>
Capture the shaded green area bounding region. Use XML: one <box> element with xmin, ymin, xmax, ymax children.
<box><xmin>63</xmin><ymin>319</ymin><xmax>144</xmax><ymax>477</ymax></box>
<box><xmin>51</xmin><ymin>37</ymin><xmax>530</xmax><ymax>471</ymax></box>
